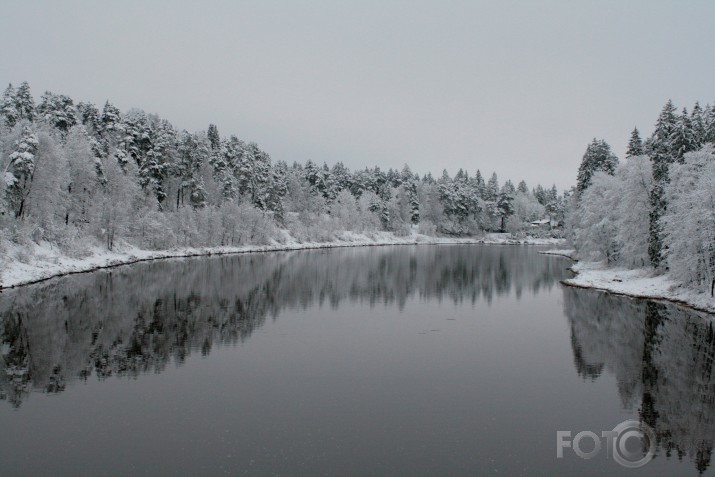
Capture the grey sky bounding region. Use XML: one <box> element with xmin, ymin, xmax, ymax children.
<box><xmin>1</xmin><ymin>0</ymin><xmax>713</xmax><ymax>190</ymax></box>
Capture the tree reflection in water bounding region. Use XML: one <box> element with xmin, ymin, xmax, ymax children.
<box><xmin>0</xmin><ymin>245</ymin><xmax>562</xmax><ymax>407</ymax></box>
<box><xmin>564</xmin><ymin>287</ymin><xmax>715</xmax><ymax>474</ymax></box>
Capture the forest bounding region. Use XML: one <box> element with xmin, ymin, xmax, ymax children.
<box><xmin>568</xmin><ymin>99</ymin><xmax>715</xmax><ymax>294</ymax></box>
<box><xmin>0</xmin><ymin>82</ymin><xmax>564</xmax><ymax>268</ymax></box>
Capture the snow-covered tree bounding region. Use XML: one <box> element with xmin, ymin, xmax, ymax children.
<box><xmin>1</xmin><ymin>84</ymin><xmax>18</xmax><ymax>127</ymax></box>
<box><xmin>36</xmin><ymin>91</ymin><xmax>77</xmax><ymax>133</ymax></box>
<box><xmin>669</xmin><ymin>108</ymin><xmax>697</xmax><ymax>159</ymax></box>
<box><xmin>626</xmin><ymin>127</ymin><xmax>644</xmax><ymax>158</ymax></box>
<box><xmin>207</xmin><ymin>124</ymin><xmax>220</xmax><ymax>150</ymax></box>
<box><xmin>23</xmin><ymin>130</ymin><xmax>70</xmax><ymax>235</ymax></box>
<box><xmin>576</xmin><ymin>138</ymin><xmax>618</xmax><ymax>194</ymax></box>
<box><xmin>614</xmin><ymin>156</ymin><xmax>653</xmax><ymax>268</ymax></box>
<box><xmin>690</xmin><ymin>102</ymin><xmax>706</xmax><ymax>147</ymax></box>
<box><xmin>142</xmin><ymin>119</ymin><xmax>175</xmax><ymax>207</ymax></box>
<box><xmin>648</xmin><ymin>100</ymin><xmax>679</xmax><ymax>268</ymax></box>
<box><xmin>4</xmin><ymin>125</ymin><xmax>39</xmax><ymax>218</ymax></box>
<box><xmin>90</xmin><ymin>154</ymin><xmax>140</xmax><ymax>250</ymax></box>
<box><xmin>517</xmin><ymin>180</ymin><xmax>529</xmax><ymax>194</ymax></box>
<box><xmin>62</xmin><ymin>127</ymin><xmax>101</xmax><ymax>225</ymax></box>
<box><xmin>662</xmin><ymin>146</ymin><xmax>715</xmax><ymax>292</ymax></box>
<box><xmin>497</xmin><ymin>182</ymin><xmax>515</xmax><ymax>232</ymax></box>
<box><xmin>571</xmin><ymin>171</ymin><xmax>620</xmax><ymax>262</ymax></box>
<box><xmin>14</xmin><ymin>82</ymin><xmax>34</xmax><ymax>122</ymax></box>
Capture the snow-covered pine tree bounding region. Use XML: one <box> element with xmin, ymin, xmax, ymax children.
<box><xmin>705</xmin><ymin>104</ymin><xmax>715</xmax><ymax>145</ymax></box>
<box><xmin>36</xmin><ymin>91</ymin><xmax>77</xmax><ymax>133</ymax></box>
<box><xmin>400</xmin><ymin>164</ymin><xmax>420</xmax><ymax>225</ymax></box>
<box><xmin>321</xmin><ymin>163</ymin><xmax>340</xmax><ymax>203</ymax></box>
<box><xmin>175</xmin><ymin>131</ymin><xmax>209</xmax><ymax>209</ymax></box>
<box><xmin>143</xmin><ymin>119</ymin><xmax>175</xmax><ymax>207</ymax></box>
<box><xmin>648</xmin><ymin>100</ymin><xmax>678</xmax><ymax>268</ymax></box>
<box><xmin>76</xmin><ymin>101</ymin><xmax>100</xmax><ymax>134</ymax></box>
<box><xmin>497</xmin><ymin>182</ymin><xmax>515</xmax><ymax>232</ymax></box>
<box><xmin>15</xmin><ymin>82</ymin><xmax>34</xmax><ymax>122</ymax></box>
<box><xmin>474</xmin><ymin>169</ymin><xmax>485</xmax><ymax>199</ymax></box>
<box><xmin>267</xmin><ymin>160</ymin><xmax>288</xmax><ymax>222</ymax></box>
<box><xmin>517</xmin><ymin>180</ymin><xmax>529</xmax><ymax>194</ymax></box>
<box><xmin>576</xmin><ymin>138</ymin><xmax>618</xmax><ymax>194</ymax></box>
<box><xmin>1</xmin><ymin>84</ymin><xmax>18</xmax><ymax>127</ymax></box>
<box><xmin>217</xmin><ymin>135</ymin><xmax>243</xmax><ymax>202</ymax></box>
<box><xmin>650</xmin><ymin>100</ymin><xmax>678</xmax><ymax>174</ymax></box>
<box><xmin>669</xmin><ymin>108</ymin><xmax>697</xmax><ymax>160</ymax></box>
<box><xmin>97</xmin><ymin>101</ymin><xmax>123</xmax><ymax>158</ymax></box>
<box><xmin>691</xmin><ymin>102</ymin><xmax>706</xmax><ymax>147</ymax></box>
<box><xmin>386</xmin><ymin>168</ymin><xmax>401</xmax><ymax>188</ymax></box>
<box><xmin>331</xmin><ymin>162</ymin><xmax>352</xmax><ymax>194</ymax></box>
<box><xmin>626</xmin><ymin>127</ymin><xmax>644</xmax><ymax>158</ymax></box>
<box><xmin>545</xmin><ymin>185</ymin><xmax>559</xmax><ymax>223</ymax></box>
<box><xmin>100</xmin><ymin>101</ymin><xmax>122</xmax><ymax>135</ymax></box>
<box><xmin>485</xmin><ymin>172</ymin><xmax>499</xmax><ymax>202</ymax></box>
<box><xmin>207</xmin><ymin>124</ymin><xmax>220</xmax><ymax>150</ymax></box>
<box><xmin>405</xmin><ymin>180</ymin><xmax>419</xmax><ymax>225</ymax></box>
<box><xmin>249</xmin><ymin>144</ymin><xmax>272</xmax><ymax>209</ymax></box>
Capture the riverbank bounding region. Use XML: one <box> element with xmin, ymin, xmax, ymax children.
<box><xmin>539</xmin><ymin>250</ymin><xmax>715</xmax><ymax>315</ymax></box>
<box><xmin>0</xmin><ymin>231</ymin><xmax>564</xmax><ymax>290</ymax></box>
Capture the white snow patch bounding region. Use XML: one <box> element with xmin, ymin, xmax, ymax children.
<box><xmin>564</xmin><ymin>260</ymin><xmax>715</xmax><ymax>314</ymax></box>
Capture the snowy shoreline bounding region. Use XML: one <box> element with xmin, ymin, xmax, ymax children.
<box><xmin>539</xmin><ymin>249</ymin><xmax>715</xmax><ymax>315</ymax></box>
<box><xmin>0</xmin><ymin>232</ymin><xmax>564</xmax><ymax>291</ymax></box>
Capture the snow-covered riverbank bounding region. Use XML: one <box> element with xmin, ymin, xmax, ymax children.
<box><xmin>539</xmin><ymin>250</ymin><xmax>715</xmax><ymax>314</ymax></box>
<box><xmin>0</xmin><ymin>232</ymin><xmax>564</xmax><ymax>290</ymax></box>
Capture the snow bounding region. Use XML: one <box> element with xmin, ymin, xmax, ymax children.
<box><xmin>564</xmin><ymin>260</ymin><xmax>715</xmax><ymax>315</ymax></box>
<box><xmin>3</xmin><ymin>172</ymin><xmax>16</xmax><ymax>186</ymax></box>
<box><xmin>0</xmin><ymin>231</ymin><xmax>565</xmax><ymax>290</ymax></box>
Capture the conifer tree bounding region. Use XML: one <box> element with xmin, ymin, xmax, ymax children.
<box><xmin>626</xmin><ymin>127</ymin><xmax>644</xmax><ymax>158</ymax></box>
<box><xmin>1</xmin><ymin>83</ymin><xmax>18</xmax><ymax>127</ymax></box>
<box><xmin>669</xmin><ymin>107</ymin><xmax>697</xmax><ymax>160</ymax></box>
<box><xmin>15</xmin><ymin>82</ymin><xmax>34</xmax><ymax>122</ymax></box>
<box><xmin>405</xmin><ymin>180</ymin><xmax>419</xmax><ymax>225</ymax></box>
<box><xmin>691</xmin><ymin>102</ymin><xmax>706</xmax><ymax>147</ymax></box>
<box><xmin>705</xmin><ymin>104</ymin><xmax>715</xmax><ymax>145</ymax></box>
<box><xmin>207</xmin><ymin>124</ymin><xmax>220</xmax><ymax>150</ymax></box>
<box><xmin>36</xmin><ymin>91</ymin><xmax>77</xmax><ymax>132</ymax></box>
<box><xmin>485</xmin><ymin>173</ymin><xmax>499</xmax><ymax>202</ymax></box>
<box><xmin>576</xmin><ymin>139</ymin><xmax>618</xmax><ymax>194</ymax></box>
<box><xmin>648</xmin><ymin>100</ymin><xmax>678</xmax><ymax>268</ymax></box>
<box><xmin>517</xmin><ymin>180</ymin><xmax>529</xmax><ymax>194</ymax></box>
<box><xmin>497</xmin><ymin>183</ymin><xmax>515</xmax><ymax>231</ymax></box>
<box><xmin>474</xmin><ymin>169</ymin><xmax>486</xmax><ymax>199</ymax></box>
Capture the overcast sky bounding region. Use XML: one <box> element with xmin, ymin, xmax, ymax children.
<box><xmin>1</xmin><ymin>0</ymin><xmax>713</xmax><ymax>190</ymax></box>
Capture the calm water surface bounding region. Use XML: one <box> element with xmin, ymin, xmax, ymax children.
<box><xmin>0</xmin><ymin>245</ymin><xmax>713</xmax><ymax>476</ymax></box>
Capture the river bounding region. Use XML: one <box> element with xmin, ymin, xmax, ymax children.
<box><xmin>0</xmin><ymin>245</ymin><xmax>712</xmax><ymax>476</ymax></box>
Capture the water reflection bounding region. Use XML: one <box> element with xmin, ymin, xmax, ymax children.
<box><xmin>0</xmin><ymin>245</ymin><xmax>563</xmax><ymax>407</ymax></box>
<box><xmin>564</xmin><ymin>287</ymin><xmax>715</xmax><ymax>474</ymax></box>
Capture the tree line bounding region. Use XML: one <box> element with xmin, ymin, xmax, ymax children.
<box><xmin>569</xmin><ymin>99</ymin><xmax>715</xmax><ymax>293</ymax></box>
<box><xmin>0</xmin><ymin>82</ymin><xmax>565</xmax><ymax>257</ymax></box>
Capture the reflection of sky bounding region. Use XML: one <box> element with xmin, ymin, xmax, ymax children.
<box><xmin>2</xmin><ymin>1</ymin><xmax>714</xmax><ymax>190</ymax></box>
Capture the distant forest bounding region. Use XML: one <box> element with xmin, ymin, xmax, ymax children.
<box><xmin>0</xmin><ymin>82</ymin><xmax>565</xmax><ymax>256</ymax></box>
